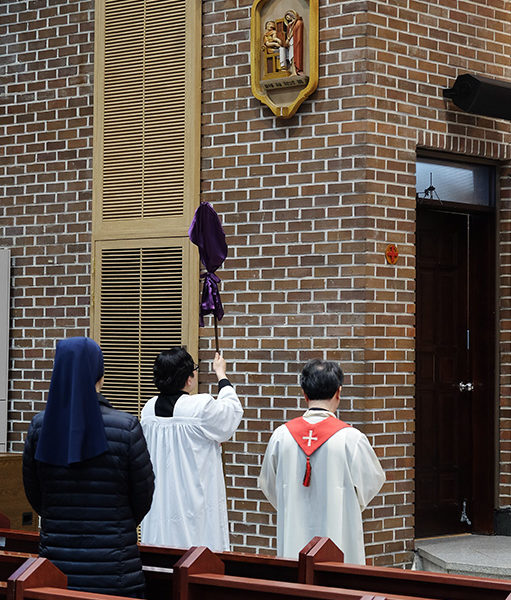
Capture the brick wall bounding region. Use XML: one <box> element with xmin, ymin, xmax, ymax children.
<box><xmin>0</xmin><ymin>0</ymin><xmax>94</xmax><ymax>450</ymax></box>
<box><xmin>201</xmin><ymin>0</ymin><xmax>511</xmax><ymax>566</ymax></box>
<box><xmin>2</xmin><ymin>0</ymin><xmax>511</xmax><ymax>569</ymax></box>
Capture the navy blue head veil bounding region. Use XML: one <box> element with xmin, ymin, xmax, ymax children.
<box><xmin>35</xmin><ymin>337</ymin><xmax>109</xmax><ymax>466</ymax></box>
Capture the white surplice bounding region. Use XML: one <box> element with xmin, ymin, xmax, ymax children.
<box><xmin>140</xmin><ymin>386</ymin><xmax>243</xmax><ymax>551</ymax></box>
<box><xmin>258</xmin><ymin>410</ymin><xmax>385</xmax><ymax>563</ymax></box>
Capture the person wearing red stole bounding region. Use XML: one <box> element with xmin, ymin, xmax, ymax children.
<box><xmin>258</xmin><ymin>359</ymin><xmax>385</xmax><ymax>563</ymax></box>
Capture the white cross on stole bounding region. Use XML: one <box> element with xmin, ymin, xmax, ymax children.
<box><xmin>302</xmin><ymin>430</ymin><xmax>318</xmax><ymax>447</ymax></box>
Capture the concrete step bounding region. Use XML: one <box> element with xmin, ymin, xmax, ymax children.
<box><xmin>414</xmin><ymin>534</ymin><xmax>511</xmax><ymax>580</ymax></box>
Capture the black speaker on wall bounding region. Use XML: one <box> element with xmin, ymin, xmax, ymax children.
<box><xmin>443</xmin><ymin>73</ymin><xmax>511</xmax><ymax>121</ymax></box>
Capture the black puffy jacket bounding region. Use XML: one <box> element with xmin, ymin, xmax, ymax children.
<box><xmin>23</xmin><ymin>394</ymin><xmax>155</xmax><ymax>598</ymax></box>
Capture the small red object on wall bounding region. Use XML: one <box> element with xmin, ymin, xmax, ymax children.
<box><xmin>385</xmin><ymin>244</ymin><xmax>399</xmax><ymax>265</ymax></box>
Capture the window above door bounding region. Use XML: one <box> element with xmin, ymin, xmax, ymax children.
<box><xmin>416</xmin><ymin>157</ymin><xmax>495</xmax><ymax>208</ymax></box>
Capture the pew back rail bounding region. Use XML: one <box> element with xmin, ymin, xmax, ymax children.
<box><xmin>300</xmin><ymin>537</ymin><xmax>511</xmax><ymax>600</ymax></box>
<box><xmin>174</xmin><ymin>546</ymin><xmax>410</xmax><ymax>600</ymax></box>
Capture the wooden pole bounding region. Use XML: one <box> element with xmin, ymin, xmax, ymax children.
<box><xmin>214</xmin><ymin>315</ymin><xmax>220</xmax><ymax>353</ymax></box>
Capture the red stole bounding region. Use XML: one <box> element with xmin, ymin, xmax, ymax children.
<box><xmin>286</xmin><ymin>416</ymin><xmax>350</xmax><ymax>487</ymax></box>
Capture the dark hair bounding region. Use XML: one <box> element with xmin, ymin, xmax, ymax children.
<box><xmin>300</xmin><ymin>359</ymin><xmax>344</xmax><ymax>400</ymax></box>
<box><xmin>153</xmin><ymin>347</ymin><xmax>195</xmax><ymax>395</ymax></box>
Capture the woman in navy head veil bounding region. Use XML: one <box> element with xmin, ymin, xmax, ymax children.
<box><xmin>34</xmin><ymin>337</ymin><xmax>108</xmax><ymax>466</ymax></box>
<box><xmin>23</xmin><ymin>337</ymin><xmax>155</xmax><ymax>598</ymax></box>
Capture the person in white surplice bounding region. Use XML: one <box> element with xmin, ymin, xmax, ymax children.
<box><xmin>258</xmin><ymin>359</ymin><xmax>385</xmax><ymax>563</ymax></box>
<box><xmin>140</xmin><ymin>347</ymin><xmax>243</xmax><ymax>551</ymax></box>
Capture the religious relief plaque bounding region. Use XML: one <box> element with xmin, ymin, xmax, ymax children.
<box><xmin>251</xmin><ymin>0</ymin><xmax>319</xmax><ymax>118</ymax></box>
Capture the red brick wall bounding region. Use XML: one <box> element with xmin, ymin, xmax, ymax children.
<box><xmin>1</xmin><ymin>0</ymin><xmax>94</xmax><ymax>448</ymax></box>
<box><xmin>2</xmin><ymin>0</ymin><xmax>511</xmax><ymax>568</ymax></box>
<box><xmin>201</xmin><ymin>0</ymin><xmax>511</xmax><ymax>565</ymax></box>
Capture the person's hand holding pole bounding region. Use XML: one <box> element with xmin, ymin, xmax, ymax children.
<box><xmin>213</xmin><ymin>352</ymin><xmax>227</xmax><ymax>381</ymax></box>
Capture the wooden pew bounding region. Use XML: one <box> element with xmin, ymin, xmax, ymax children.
<box><xmin>0</xmin><ymin>532</ymin><xmax>298</xmax><ymax>599</ymax></box>
<box><xmin>173</xmin><ymin>546</ymin><xmax>389</xmax><ymax>600</ymax></box>
<box><xmin>0</xmin><ymin>553</ymin><xmax>39</xmax><ymax>599</ymax></box>
<box><xmin>141</xmin><ymin>537</ymin><xmax>511</xmax><ymax>600</ymax></box>
<box><xmin>141</xmin><ymin>544</ymin><xmax>298</xmax><ymax>581</ymax></box>
<box><xmin>7</xmin><ymin>556</ymin><xmax>66</xmax><ymax>600</ymax></box>
<box><xmin>7</xmin><ymin>558</ymin><xmax>158</xmax><ymax>600</ymax></box>
<box><xmin>2</xmin><ymin>549</ymin><xmax>378</xmax><ymax>600</ymax></box>
<box><xmin>298</xmin><ymin>537</ymin><xmax>511</xmax><ymax>600</ymax></box>
<box><xmin>0</xmin><ymin>527</ymin><xmax>39</xmax><ymax>554</ymax></box>
<box><xmin>141</xmin><ymin>543</ymin><xmax>299</xmax><ymax>599</ymax></box>
<box><xmin>0</xmin><ymin>552</ymin><xmax>35</xmax><ymax>582</ymax></box>
<box><xmin>2</xmin><ymin>523</ymin><xmax>511</xmax><ymax>600</ymax></box>
<box><xmin>0</xmin><ymin>544</ymin><xmax>422</xmax><ymax>600</ymax></box>
<box><xmin>6</xmin><ymin>557</ymin><xmax>138</xmax><ymax>600</ymax></box>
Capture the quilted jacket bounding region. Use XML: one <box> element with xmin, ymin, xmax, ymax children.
<box><xmin>23</xmin><ymin>394</ymin><xmax>155</xmax><ymax>598</ymax></box>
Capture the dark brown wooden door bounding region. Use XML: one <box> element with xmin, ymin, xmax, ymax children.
<box><xmin>415</xmin><ymin>207</ymin><xmax>495</xmax><ymax>538</ymax></box>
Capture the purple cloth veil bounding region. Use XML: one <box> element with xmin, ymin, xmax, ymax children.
<box><xmin>189</xmin><ymin>202</ymin><xmax>228</xmax><ymax>326</ymax></box>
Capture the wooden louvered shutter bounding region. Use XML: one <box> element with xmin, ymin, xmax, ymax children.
<box><xmin>92</xmin><ymin>0</ymin><xmax>200</xmax><ymax>416</ymax></box>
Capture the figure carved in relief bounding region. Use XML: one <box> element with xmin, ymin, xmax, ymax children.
<box><xmin>261</xmin><ymin>9</ymin><xmax>304</xmax><ymax>79</ymax></box>
<box><xmin>251</xmin><ymin>0</ymin><xmax>318</xmax><ymax>118</ymax></box>
<box><xmin>262</xmin><ymin>20</ymin><xmax>287</xmax><ymax>77</ymax></box>
<box><xmin>279</xmin><ymin>9</ymin><xmax>304</xmax><ymax>76</ymax></box>
<box><xmin>263</xmin><ymin>20</ymin><xmax>281</xmax><ymax>52</ymax></box>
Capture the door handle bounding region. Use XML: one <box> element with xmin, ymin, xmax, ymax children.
<box><xmin>458</xmin><ymin>382</ymin><xmax>474</xmax><ymax>392</ymax></box>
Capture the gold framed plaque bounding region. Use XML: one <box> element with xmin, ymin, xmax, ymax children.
<box><xmin>251</xmin><ymin>0</ymin><xmax>319</xmax><ymax>118</ymax></box>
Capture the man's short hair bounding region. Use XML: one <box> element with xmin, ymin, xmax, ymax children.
<box><xmin>300</xmin><ymin>359</ymin><xmax>344</xmax><ymax>400</ymax></box>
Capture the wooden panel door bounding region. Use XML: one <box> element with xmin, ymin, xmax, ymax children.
<box><xmin>416</xmin><ymin>207</ymin><xmax>495</xmax><ymax>537</ymax></box>
<box><xmin>416</xmin><ymin>210</ymin><xmax>471</xmax><ymax>537</ymax></box>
